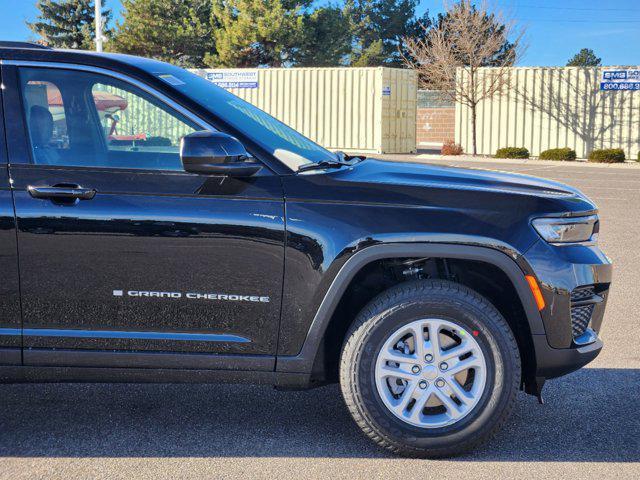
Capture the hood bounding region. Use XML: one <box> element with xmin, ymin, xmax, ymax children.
<box><xmin>348</xmin><ymin>159</ymin><xmax>584</xmax><ymax>199</ymax></box>
<box><xmin>319</xmin><ymin>159</ymin><xmax>597</xmax><ymax>215</ymax></box>
<box><xmin>284</xmin><ymin>158</ymin><xmax>598</xmax><ymax>257</ymax></box>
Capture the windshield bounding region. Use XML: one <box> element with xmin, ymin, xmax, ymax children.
<box><xmin>146</xmin><ymin>64</ymin><xmax>337</xmax><ymax>170</ymax></box>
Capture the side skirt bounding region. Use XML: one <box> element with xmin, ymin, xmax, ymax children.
<box><xmin>0</xmin><ymin>348</ymin><xmax>21</xmax><ymax>365</ymax></box>
<box><xmin>1</xmin><ymin>348</ymin><xmax>317</xmax><ymax>389</ymax></box>
<box><xmin>0</xmin><ymin>364</ymin><xmax>312</xmax><ymax>388</ymax></box>
<box><xmin>24</xmin><ymin>348</ymin><xmax>275</xmax><ymax>371</ymax></box>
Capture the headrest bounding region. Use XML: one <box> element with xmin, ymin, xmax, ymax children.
<box><xmin>29</xmin><ymin>105</ymin><xmax>54</xmax><ymax>146</ymax></box>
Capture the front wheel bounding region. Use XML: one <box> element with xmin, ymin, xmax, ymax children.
<box><xmin>339</xmin><ymin>280</ymin><xmax>521</xmax><ymax>458</ymax></box>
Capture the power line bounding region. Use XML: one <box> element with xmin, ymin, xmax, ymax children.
<box><xmin>521</xmin><ymin>18</ymin><xmax>640</xmax><ymax>23</ymax></box>
<box><xmin>514</xmin><ymin>4</ymin><xmax>640</xmax><ymax>12</ymax></box>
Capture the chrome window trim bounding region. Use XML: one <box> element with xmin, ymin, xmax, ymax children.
<box><xmin>2</xmin><ymin>59</ymin><xmax>216</xmax><ymax>132</ymax></box>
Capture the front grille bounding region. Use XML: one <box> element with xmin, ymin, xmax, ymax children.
<box><xmin>571</xmin><ymin>286</ymin><xmax>596</xmax><ymax>302</ymax></box>
<box><xmin>571</xmin><ymin>304</ymin><xmax>594</xmax><ymax>337</ymax></box>
<box><xmin>570</xmin><ymin>286</ymin><xmax>597</xmax><ymax>338</ymax></box>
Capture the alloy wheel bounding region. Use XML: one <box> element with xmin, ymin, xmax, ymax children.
<box><xmin>374</xmin><ymin>318</ymin><xmax>488</xmax><ymax>428</ymax></box>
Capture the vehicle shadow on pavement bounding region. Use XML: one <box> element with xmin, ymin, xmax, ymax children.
<box><xmin>0</xmin><ymin>367</ymin><xmax>636</xmax><ymax>461</ymax></box>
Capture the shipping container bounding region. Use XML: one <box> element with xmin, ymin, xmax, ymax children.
<box><xmin>190</xmin><ymin>67</ymin><xmax>418</xmax><ymax>154</ymax></box>
<box><xmin>456</xmin><ymin>67</ymin><xmax>640</xmax><ymax>159</ymax></box>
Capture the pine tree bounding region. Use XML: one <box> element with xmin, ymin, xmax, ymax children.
<box><xmin>567</xmin><ymin>48</ymin><xmax>602</xmax><ymax>67</ymax></box>
<box><xmin>294</xmin><ymin>7</ymin><xmax>352</xmax><ymax>66</ymax></box>
<box><xmin>109</xmin><ymin>0</ymin><xmax>214</xmax><ymax>67</ymax></box>
<box><xmin>209</xmin><ymin>0</ymin><xmax>310</xmax><ymax>67</ymax></box>
<box><xmin>345</xmin><ymin>0</ymin><xmax>423</xmax><ymax>66</ymax></box>
<box><xmin>27</xmin><ymin>0</ymin><xmax>111</xmax><ymax>50</ymax></box>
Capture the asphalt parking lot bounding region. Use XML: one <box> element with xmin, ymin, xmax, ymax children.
<box><xmin>1</xmin><ymin>157</ymin><xmax>638</xmax><ymax>479</ymax></box>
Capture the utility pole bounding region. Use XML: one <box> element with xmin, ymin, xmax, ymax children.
<box><xmin>95</xmin><ymin>0</ymin><xmax>103</xmax><ymax>52</ymax></box>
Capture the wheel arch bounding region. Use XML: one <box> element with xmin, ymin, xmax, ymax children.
<box><xmin>276</xmin><ymin>243</ymin><xmax>544</xmax><ymax>380</ymax></box>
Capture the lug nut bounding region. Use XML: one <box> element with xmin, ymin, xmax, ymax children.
<box><xmin>439</xmin><ymin>362</ymin><xmax>449</xmax><ymax>371</ymax></box>
<box><xmin>436</xmin><ymin>378</ymin><xmax>446</xmax><ymax>388</ymax></box>
<box><xmin>419</xmin><ymin>380</ymin><xmax>428</xmax><ymax>389</ymax></box>
<box><xmin>424</xmin><ymin>354</ymin><xmax>433</xmax><ymax>363</ymax></box>
<box><xmin>411</xmin><ymin>365</ymin><xmax>421</xmax><ymax>374</ymax></box>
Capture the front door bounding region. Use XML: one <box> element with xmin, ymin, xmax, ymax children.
<box><xmin>3</xmin><ymin>64</ymin><xmax>285</xmax><ymax>369</ymax></box>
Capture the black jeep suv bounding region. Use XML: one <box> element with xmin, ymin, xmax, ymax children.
<box><xmin>0</xmin><ymin>42</ymin><xmax>611</xmax><ymax>457</ymax></box>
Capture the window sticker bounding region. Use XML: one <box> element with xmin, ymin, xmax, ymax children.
<box><xmin>157</xmin><ymin>74</ymin><xmax>186</xmax><ymax>86</ymax></box>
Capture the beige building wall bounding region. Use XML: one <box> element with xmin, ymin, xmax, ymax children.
<box><xmin>191</xmin><ymin>67</ymin><xmax>417</xmax><ymax>154</ymax></box>
<box><xmin>455</xmin><ymin>67</ymin><xmax>640</xmax><ymax>159</ymax></box>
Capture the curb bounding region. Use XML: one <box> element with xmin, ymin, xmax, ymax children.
<box><xmin>413</xmin><ymin>154</ymin><xmax>640</xmax><ymax>169</ymax></box>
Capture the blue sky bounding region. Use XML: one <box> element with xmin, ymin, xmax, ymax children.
<box><xmin>1</xmin><ymin>0</ymin><xmax>639</xmax><ymax>66</ymax></box>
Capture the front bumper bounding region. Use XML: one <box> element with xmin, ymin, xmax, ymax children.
<box><xmin>532</xmin><ymin>334</ymin><xmax>602</xmax><ymax>379</ymax></box>
<box><xmin>521</xmin><ymin>239</ymin><xmax>612</xmax><ymax>378</ymax></box>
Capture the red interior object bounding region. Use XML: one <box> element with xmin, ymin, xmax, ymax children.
<box><xmin>108</xmin><ymin>133</ymin><xmax>147</xmax><ymax>141</ymax></box>
<box><xmin>42</xmin><ymin>83</ymin><xmax>128</xmax><ymax>112</ymax></box>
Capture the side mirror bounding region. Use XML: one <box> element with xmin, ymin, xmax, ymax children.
<box><xmin>180</xmin><ymin>131</ymin><xmax>262</xmax><ymax>177</ymax></box>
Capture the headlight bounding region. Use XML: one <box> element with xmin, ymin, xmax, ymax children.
<box><xmin>532</xmin><ymin>215</ymin><xmax>599</xmax><ymax>244</ymax></box>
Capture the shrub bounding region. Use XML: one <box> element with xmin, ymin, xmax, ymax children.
<box><xmin>495</xmin><ymin>147</ymin><xmax>530</xmax><ymax>159</ymax></box>
<box><xmin>588</xmin><ymin>149</ymin><xmax>626</xmax><ymax>163</ymax></box>
<box><xmin>539</xmin><ymin>148</ymin><xmax>577</xmax><ymax>161</ymax></box>
<box><xmin>637</xmin><ymin>152</ymin><xmax>640</xmax><ymax>162</ymax></box>
<box><xmin>441</xmin><ymin>140</ymin><xmax>463</xmax><ymax>156</ymax></box>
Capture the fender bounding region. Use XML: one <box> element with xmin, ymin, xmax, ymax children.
<box><xmin>276</xmin><ymin>242</ymin><xmax>544</xmax><ymax>373</ymax></box>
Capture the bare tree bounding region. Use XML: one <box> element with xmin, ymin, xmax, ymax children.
<box><xmin>403</xmin><ymin>0</ymin><xmax>525</xmax><ymax>155</ymax></box>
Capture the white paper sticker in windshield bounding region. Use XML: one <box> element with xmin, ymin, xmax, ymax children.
<box><xmin>157</xmin><ymin>74</ymin><xmax>186</xmax><ymax>86</ymax></box>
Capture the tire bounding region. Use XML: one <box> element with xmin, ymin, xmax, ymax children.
<box><xmin>339</xmin><ymin>279</ymin><xmax>521</xmax><ymax>458</ymax></box>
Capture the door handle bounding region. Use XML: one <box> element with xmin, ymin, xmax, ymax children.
<box><xmin>27</xmin><ymin>185</ymin><xmax>97</xmax><ymax>201</ymax></box>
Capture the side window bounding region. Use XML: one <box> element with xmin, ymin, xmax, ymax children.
<box><xmin>19</xmin><ymin>67</ymin><xmax>201</xmax><ymax>170</ymax></box>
